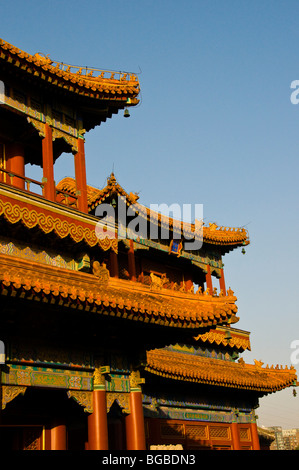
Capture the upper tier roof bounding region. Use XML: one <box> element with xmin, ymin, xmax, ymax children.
<box><xmin>0</xmin><ymin>38</ymin><xmax>140</xmax><ymax>130</ymax></box>
<box><xmin>0</xmin><ymin>38</ymin><xmax>140</xmax><ymax>101</ymax></box>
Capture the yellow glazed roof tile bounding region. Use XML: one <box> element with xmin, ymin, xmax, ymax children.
<box><xmin>146</xmin><ymin>348</ymin><xmax>297</xmax><ymax>393</ymax></box>
<box><xmin>194</xmin><ymin>327</ymin><xmax>251</xmax><ymax>351</ymax></box>
<box><xmin>0</xmin><ymin>38</ymin><xmax>140</xmax><ymax>103</ymax></box>
<box><xmin>57</xmin><ymin>175</ymin><xmax>250</xmax><ymax>247</ymax></box>
<box><xmin>0</xmin><ymin>254</ymin><xmax>239</xmax><ymax>330</ymax></box>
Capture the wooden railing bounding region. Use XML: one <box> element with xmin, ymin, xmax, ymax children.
<box><xmin>0</xmin><ymin>168</ymin><xmax>44</xmax><ymax>194</ymax></box>
<box><xmin>0</xmin><ymin>168</ymin><xmax>78</xmax><ymax>209</ymax></box>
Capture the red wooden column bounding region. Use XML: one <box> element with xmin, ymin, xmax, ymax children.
<box><xmin>125</xmin><ymin>372</ymin><xmax>146</xmax><ymax>450</ymax></box>
<box><xmin>88</xmin><ymin>365</ymin><xmax>109</xmax><ymax>450</ymax></box>
<box><xmin>128</xmin><ymin>240</ymin><xmax>136</xmax><ymax>281</ymax></box>
<box><xmin>219</xmin><ymin>268</ymin><xmax>226</xmax><ymax>295</ymax></box>
<box><xmin>231</xmin><ymin>422</ymin><xmax>241</xmax><ymax>450</ymax></box>
<box><xmin>51</xmin><ymin>421</ymin><xmax>67</xmax><ymax>450</ymax></box>
<box><xmin>250</xmin><ymin>422</ymin><xmax>261</xmax><ymax>450</ymax></box>
<box><xmin>74</xmin><ymin>137</ymin><xmax>88</xmax><ymax>213</ymax></box>
<box><xmin>205</xmin><ymin>264</ymin><xmax>213</xmax><ymax>292</ymax></box>
<box><xmin>42</xmin><ymin>123</ymin><xmax>55</xmax><ymax>201</ymax></box>
<box><xmin>88</xmin><ymin>390</ymin><xmax>109</xmax><ymax>450</ymax></box>
<box><xmin>110</xmin><ymin>250</ymin><xmax>119</xmax><ymax>278</ymax></box>
<box><xmin>6</xmin><ymin>143</ymin><xmax>25</xmax><ymax>189</ymax></box>
<box><xmin>184</xmin><ymin>272</ymin><xmax>193</xmax><ymax>292</ymax></box>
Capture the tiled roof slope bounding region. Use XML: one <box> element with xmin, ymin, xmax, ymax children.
<box><xmin>146</xmin><ymin>349</ymin><xmax>297</xmax><ymax>393</ymax></box>
<box><xmin>0</xmin><ymin>254</ymin><xmax>239</xmax><ymax>330</ymax></box>
<box><xmin>57</xmin><ymin>175</ymin><xmax>249</xmax><ymax>248</ymax></box>
<box><xmin>0</xmin><ymin>38</ymin><xmax>140</xmax><ymax>103</ymax></box>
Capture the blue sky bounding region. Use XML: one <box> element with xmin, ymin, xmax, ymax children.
<box><xmin>1</xmin><ymin>0</ymin><xmax>299</xmax><ymax>429</ymax></box>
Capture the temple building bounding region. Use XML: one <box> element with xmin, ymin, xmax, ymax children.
<box><xmin>0</xmin><ymin>38</ymin><xmax>297</xmax><ymax>451</ymax></box>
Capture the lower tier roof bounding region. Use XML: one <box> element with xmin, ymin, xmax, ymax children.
<box><xmin>0</xmin><ymin>253</ymin><xmax>239</xmax><ymax>331</ymax></box>
<box><xmin>145</xmin><ymin>349</ymin><xmax>297</xmax><ymax>393</ymax></box>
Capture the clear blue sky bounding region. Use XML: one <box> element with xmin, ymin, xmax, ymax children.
<box><xmin>1</xmin><ymin>0</ymin><xmax>299</xmax><ymax>429</ymax></box>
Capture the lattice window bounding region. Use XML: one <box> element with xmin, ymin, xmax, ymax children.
<box><xmin>185</xmin><ymin>425</ymin><xmax>208</xmax><ymax>440</ymax></box>
<box><xmin>239</xmin><ymin>427</ymin><xmax>251</xmax><ymax>441</ymax></box>
<box><xmin>209</xmin><ymin>425</ymin><xmax>230</xmax><ymax>440</ymax></box>
<box><xmin>160</xmin><ymin>424</ymin><xmax>184</xmax><ymax>439</ymax></box>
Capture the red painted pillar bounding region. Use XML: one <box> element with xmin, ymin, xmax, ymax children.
<box><xmin>74</xmin><ymin>138</ymin><xmax>88</xmax><ymax>213</ymax></box>
<box><xmin>88</xmin><ymin>390</ymin><xmax>109</xmax><ymax>450</ymax></box>
<box><xmin>6</xmin><ymin>143</ymin><xmax>25</xmax><ymax>189</ymax></box>
<box><xmin>219</xmin><ymin>268</ymin><xmax>226</xmax><ymax>295</ymax></box>
<box><xmin>205</xmin><ymin>264</ymin><xmax>213</xmax><ymax>292</ymax></box>
<box><xmin>250</xmin><ymin>422</ymin><xmax>261</xmax><ymax>450</ymax></box>
<box><xmin>110</xmin><ymin>250</ymin><xmax>119</xmax><ymax>278</ymax></box>
<box><xmin>42</xmin><ymin>123</ymin><xmax>55</xmax><ymax>201</ymax></box>
<box><xmin>184</xmin><ymin>271</ymin><xmax>193</xmax><ymax>292</ymax></box>
<box><xmin>125</xmin><ymin>391</ymin><xmax>146</xmax><ymax>450</ymax></box>
<box><xmin>51</xmin><ymin>421</ymin><xmax>67</xmax><ymax>450</ymax></box>
<box><xmin>231</xmin><ymin>422</ymin><xmax>241</xmax><ymax>450</ymax></box>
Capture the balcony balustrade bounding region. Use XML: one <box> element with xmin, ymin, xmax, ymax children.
<box><xmin>0</xmin><ymin>167</ymin><xmax>78</xmax><ymax>209</ymax></box>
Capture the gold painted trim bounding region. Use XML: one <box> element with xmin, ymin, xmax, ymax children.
<box><xmin>1</xmin><ymin>385</ymin><xmax>27</xmax><ymax>409</ymax></box>
<box><xmin>0</xmin><ymin>189</ymin><xmax>117</xmax><ymax>252</ymax></box>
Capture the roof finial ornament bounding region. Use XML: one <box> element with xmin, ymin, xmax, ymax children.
<box><xmin>107</xmin><ymin>172</ymin><xmax>117</xmax><ymax>186</ymax></box>
<box><xmin>34</xmin><ymin>52</ymin><xmax>52</xmax><ymax>65</ymax></box>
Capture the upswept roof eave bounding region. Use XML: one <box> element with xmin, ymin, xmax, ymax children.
<box><xmin>0</xmin><ymin>38</ymin><xmax>140</xmax><ymax>103</ymax></box>
<box><xmin>145</xmin><ymin>349</ymin><xmax>297</xmax><ymax>393</ymax></box>
<box><xmin>0</xmin><ymin>254</ymin><xmax>239</xmax><ymax>330</ymax></box>
<box><xmin>56</xmin><ymin>175</ymin><xmax>250</xmax><ymax>248</ymax></box>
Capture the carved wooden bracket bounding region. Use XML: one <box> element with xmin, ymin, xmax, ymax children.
<box><xmin>106</xmin><ymin>392</ymin><xmax>130</xmax><ymax>414</ymax></box>
<box><xmin>1</xmin><ymin>385</ymin><xmax>27</xmax><ymax>410</ymax></box>
<box><xmin>67</xmin><ymin>390</ymin><xmax>93</xmax><ymax>414</ymax></box>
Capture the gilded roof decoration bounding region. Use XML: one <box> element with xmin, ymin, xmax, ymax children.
<box><xmin>56</xmin><ymin>175</ymin><xmax>139</xmax><ymax>209</ymax></box>
<box><xmin>194</xmin><ymin>327</ymin><xmax>251</xmax><ymax>351</ymax></box>
<box><xmin>146</xmin><ymin>349</ymin><xmax>297</xmax><ymax>393</ymax></box>
<box><xmin>57</xmin><ymin>175</ymin><xmax>250</xmax><ymax>247</ymax></box>
<box><xmin>0</xmin><ymin>38</ymin><xmax>140</xmax><ymax>103</ymax></box>
<box><xmin>0</xmin><ymin>254</ymin><xmax>239</xmax><ymax>330</ymax></box>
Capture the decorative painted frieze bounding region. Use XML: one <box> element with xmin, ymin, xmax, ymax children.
<box><xmin>2</xmin><ymin>364</ymin><xmax>93</xmax><ymax>391</ymax></box>
<box><xmin>0</xmin><ymin>236</ymin><xmax>90</xmax><ymax>272</ymax></box>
